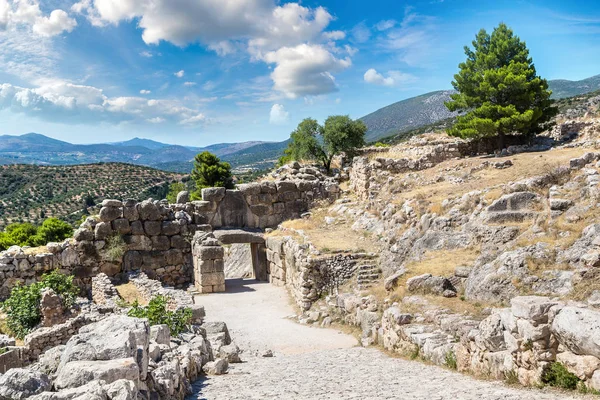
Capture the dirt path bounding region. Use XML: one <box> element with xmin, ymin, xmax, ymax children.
<box><xmin>189</xmin><ymin>279</ymin><xmax>578</xmax><ymax>400</ymax></box>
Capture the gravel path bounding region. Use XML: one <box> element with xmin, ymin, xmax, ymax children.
<box><xmin>189</xmin><ymin>279</ymin><xmax>578</xmax><ymax>400</ymax></box>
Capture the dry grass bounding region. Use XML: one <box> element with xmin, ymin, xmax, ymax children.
<box><xmin>387</xmin><ymin>147</ymin><xmax>591</xmax><ymax>207</ymax></box>
<box><xmin>278</xmin><ymin>204</ymin><xmax>381</xmax><ymax>254</ymax></box>
<box><xmin>23</xmin><ymin>246</ymin><xmax>49</xmax><ymax>255</ymax></box>
<box><xmin>115</xmin><ymin>283</ymin><xmax>147</xmax><ymax>305</ymax></box>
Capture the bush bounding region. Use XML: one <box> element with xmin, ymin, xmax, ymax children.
<box><xmin>0</xmin><ymin>218</ymin><xmax>73</xmax><ymax>251</ymax></box>
<box><xmin>445</xmin><ymin>350</ymin><xmax>457</xmax><ymax>370</ymax></box>
<box><xmin>166</xmin><ymin>182</ymin><xmax>185</xmax><ymax>203</ymax></box>
<box><xmin>104</xmin><ymin>234</ymin><xmax>127</xmax><ymax>263</ymax></box>
<box><xmin>127</xmin><ymin>295</ymin><xmax>192</xmax><ymax>336</ymax></box>
<box><xmin>542</xmin><ymin>362</ymin><xmax>580</xmax><ymax>390</ymax></box>
<box><xmin>0</xmin><ymin>271</ymin><xmax>79</xmax><ymax>339</ymax></box>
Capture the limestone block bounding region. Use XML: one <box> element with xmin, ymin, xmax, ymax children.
<box><xmin>123</xmin><ymin>205</ymin><xmax>139</xmax><ymax>222</ymax></box>
<box><xmin>199</xmin><ymin>272</ymin><xmax>225</xmax><ymax>286</ymax></box>
<box><xmin>198</xmin><ymin>246</ymin><xmax>224</xmax><ymax>260</ymax></box>
<box><xmin>144</xmin><ymin>221</ymin><xmax>162</xmax><ymax>236</ymax></box>
<box><xmin>260</xmin><ymin>181</ymin><xmax>277</xmax><ymax>194</ymax></box>
<box><xmin>130</xmin><ymin>220</ymin><xmax>144</xmax><ymax>235</ymax></box>
<box><xmin>161</xmin><ymin>221</ymin><xmax>180</xmax><ymax>236</ymax></box>
<box><xmin>176</xmin><ymin>191</ymin><xmax>190</xmax><ymax>204</ymax></box>
<box><xmin>202</xmin><ymin>187</ymin><xmax>226</xmax><ymax>202</ymax></box>
<box><xmin>54</xmin><ymin>358</ymin><xmax>139</xmax><ymax>390</ymax></box>
<box><xmin>151</xmin><ymin>236</ymin><xmax>171</xmax><ymax>251</ymax></box>
<box><xmin>552</xmin><ymin>306</ymin><xmax>600</xmax><ymax>359</ymax></box>
<box><xmin>138</xmin><ymin>200</ymin><xmax>161</xmax><ymax>221</ymax></box>
<box><xmin>556</xmin><ymin>351</ymin><xmax>600</xmax><ymax>380</ymax></box>
<box><xmin>112</xmin><ymin>218</ymin><xmax>131</xmax><ymax>235</ymax></box>
<box><xmin>237</xmin><ymin>183</ymin><xmax>261</xmax><ymax>195</ymax></box>
<box><xmin>102</xmin><ymin>199</ymin><xmax>123</xmax><ymax>207</ymax></box>
<box><xmin>99</xmin><ymin>206</ymin><xmax>123</xmax><ymax>222</ymax></box>
<box><xmin>170</xmin><ymin>235</ymin><xmax>189</xmax><ymax>249</ymax></box>
<box><xmin>276</xmin><ymin>181</ymin><xmax>298</xmax><ymax>193</ymax></box>
<box><xmin>511</xmin><ymin>296</ymin><xmax>558</xmax><ymax>323</ymax></box>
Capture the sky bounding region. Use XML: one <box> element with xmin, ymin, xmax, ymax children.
<box><xmin>0</xmin><ymin>0</ymin><xmax>598</xmax><ymax>146</ymax></box>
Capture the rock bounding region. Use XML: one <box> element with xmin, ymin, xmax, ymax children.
<box><xmin>176</xmin><ymin>191</ymin><xmax>190</xmax><ymax>204</ymax></box>
<box><xmin>475</xmin><ymin>313</ymin><xmax>506</xmax><ymax>352</ymax></box>
<box><xmin>552</xmin><ymin>306</ymin><xmax>600</xmax><ymax>359</ymax></box>
<box><xmin>40</xmin><ymin>288</ymin><xmax>65</xmax><ymax>327</ymax></box>
<box><xmin>201</xmin><ymin>187</ymin><xmax>226</xmax><ymax>202</ymax></box>
<box><xmin>550</xmin><ymin>198</ymin><xmax>573</xmax><ymax>211</ymax></box>
<box><xmin>102</xmin><ymin>199</ymin><xmax>123</xmax><ymax>208</ymax></box>
<box><xmin>262</xmin><ymin>349</ymin><xmax>273</xmax><ymax>357</ymax></box>
<box><xmin>94</xmin><ymin>222</ymin><xmax>113</xmax><ymax>240</ymax></box>
<box><xmin>218</xmin><ymin>343</ymin><xmax>241</xmax><ymax>363</ymax></box>
<box><xmin>139</xmin><ymin>200</ymin><xmax>161</xmax><ymax>221</ymax></box>
<box><xmin>0</xmin><ymin>334</ymin><xmax>16</xmax><ymax>347</ymax></box>
<box><xmin>104</xmin><ymin>379</ymin><xmax>137</xmax><ymax>400</ymax></box>
<box><xmin>150</xmin><ymin>324</ymin><xmax>171</xmax><ymax>346</ymax></box>
<box><xmin>590</xmin><ymin>370</ymin><xmax>600</xmax><ymax>391</ymax></box>
<box><xmin>99</xmin><ymin>207</ymin><xmax>122</xmax><ymax>222</ymax></box>
<box><xmin>73</xmin><ymin>228</ymin><xmax>94</xmax><ymax>242</ymax></box>
<box><xmin>202</xmin><ymin>358</ymin><xmax>229</xmax><ymax>375</ymax></box>
<box><xmin>454</xmin><ymin>266</ymin><xmax>472</xmax><ymax>278</ymax></box>
<box><xmin>0</xmin><ymin>368</ymin><xmax>51</xmax><ymax>399</ymax></box>
<box><xmin>384</xmin><ymin>269</ymin><xmax>406</xmax><ymax>291</ymax></box>
<box><xmin>511</xmin><ymin>296</ymin><xmax>558</xmax><ymax>323</ymax></box>
<box><xmin>54</xmin><ymin>358</ymin><xmax>139</xmax><ymax>390</ymax></box>
<box><xmin>58</xmin><ymin>315</ymin><xmax>149</xmax><ymax>380</ymax></box>
<box><xmin>406</xmin><ymin>273</ymin><xmax>455</xmax><ymax>296</ymax></box>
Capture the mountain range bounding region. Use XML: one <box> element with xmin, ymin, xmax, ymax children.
<box><xmin>0</xmin><ymin>74</ymin><xmax>597</xmax><ymax>173</ymax></box>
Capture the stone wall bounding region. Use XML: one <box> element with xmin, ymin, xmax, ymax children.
<box><xmin>0</xmin><ymin>175</ymin><xmax>340</xmax><ymax>300</ymax></box>
<box><xmin>265</xmin><ymin>235</ymin><xmax>377</xmax><ymax>310</ymax></box>
<box><xmin>327</xmin><ymin>294</ymin><xmax>600</xmax><ymax>391</ymax></box>
<box><xmin>0</xmin><ymin>347</ymin><xmax>26</xmax><ymax>373</ymax></box>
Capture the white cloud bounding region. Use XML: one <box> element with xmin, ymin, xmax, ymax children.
<box><xmin>351</xmin><ymin>22</ymin><xmax>371</xmax><ymax>43</ymax></box>
<box><xmin>72</xmin><ymin>0</ymin><xmax>350</xmax><ymax>98</ymax></box>
<box><xmin>174</xmin><ymin>70</ymin><xmax>185</xmax><ymax>78</ymax></box>
<box><xmin>183</xmin><ymin>81</ymin><xmax>196</xmax><ymax>87</ymax></box>
<box><xmin>335</xmin><ymin>97</ymin><xmax>341</xmax><ymax>104</ymax></box>
<box><xmin>0</xmin><ymin>80</ymin><xmax>209</xmax><ymax>126</ymax></box>
<box><xmin>1</xmin><ymin>0</ymin><xmax>77</xmax><ymax>37</ymax></box>
<box><xmin>32</xmin><ymin>10</ymin><xmax>77</xmax><ymax>37</ymax></box>
<box><xmin>269</xmin><ymin>103</ymin><xmax>289</xmax><ymax>124</ymax></box>
<box><xmin>264</xmin><ymin>44</ymin><xmax>351</xmax><ymax>98</ymax></box>
<box><xmin>139</xmin><ymin>50</ymin><xmax>153</xmax><ymax>58</ymax></box>
<box><xmin>147</xmin><ymin>117</ymin><xmax>165</xmax><ymax>123</ymax></box>
<box><xmin>364</xmin><ymin>68</ymin><xmax>415</xmax><ymax>87</ymax></box>
<box><xmin>323</xmin><ymin>30</ymin><xmax>345</xmax><ymax>40</ymax></box>
<box><xmin>140</xmin><ymin>89</ymin><xmax>151</xmax><ymax>94</ymax></box>
<box><xmin>375</xmin><ymin>19</ymin><xmax>395</xmax><ymax>31</ymax></box>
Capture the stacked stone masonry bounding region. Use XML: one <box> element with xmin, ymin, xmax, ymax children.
<box><xmin>0</xmin><ymin>176</ymin><xmax>339</xmax><ymax>299</ymax></box>
<box><xmin>265</xmin><ymin>235</ymin><xmax>378</xmax><ymax>310</ymax></box>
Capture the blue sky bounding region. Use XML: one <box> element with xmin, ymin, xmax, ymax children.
<box><xmin>0</xmin><ymin>0</ymin><xmax>598</xmax><ymax>146</ymax></box>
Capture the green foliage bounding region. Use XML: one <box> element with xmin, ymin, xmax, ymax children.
<box><xmin>444</xmin><ymin>351</ymin><xmax>457</xmax><ymax>370</ymax></box>
<box><xmin>542</xmin><ymin>362</ymin><xmax>580</xmax><ymax>390</ymax></box>
<box><xmin>127</xmin><ymin>295</ymin><xmax>192</xmax><ymax>336</ymax></box>
<box><xmin>445</xmin><ymin>23</ymin><xmax>557</xmax><ymax>149</ymax></box>
<box><xmin>373</xmin><ymin>142</ymin><xmax>390</xmax><ymax>148</ymax></box>
<box><xmin>190</xmin><ymin>152</ymin><xmax>234</xmax><ymax>197</ymax></box>
<box><xmin>284</xmin><ymin>115</ymin><xmax>366</xmax><ymax>172</ymax></box>
<box><xmin>166</xmin><ymin>182</ymin><xmax>186</xmax><ymax>203</ymax></box>
<box><xmin>36</xmin><ymin>218</ymin><xmax>73</xmax><ymax>244</ymax></box>
<box><xmin>504</xmin><ymin>369</ymin><xmax>519</xmax><ymax>385</ymax></box>
<box><xmin>0</xmin><ymin>218</ymin><xmax>73</xmax><ymax>251</ymax></box>
<box><xmin>104</xmin><ymin>234</ymin><xmax>127</xmax><ymax>263</ymax></box>
<box><xmin>1</xmin><ymin>270</ymin><xmax>79</xmax><ymax>339</ymax></box>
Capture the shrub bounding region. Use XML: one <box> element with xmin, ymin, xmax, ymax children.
<box><xmin>166</xmin><ymin>182</ymin><xmax>185</xmax><ymax>203</ymax></box>
<box><xmin>0</xmin><ymin>271</ymin><xmax>79</xmax><ymax>339</ymax></box>
<box><xmin>374</xmin><ymin>142</ymin><xmax>390</xmax><ymax>148</ymax></box>
<box><xmin>0</xmin><ymin>218</ymin><xmax>73</xmax><ymax>251</ymax></box>
<box><xmin>104</xmin><ymin>234</ymin><xmax>127</xmax><ymax>263</ymax></box>
<box><xmin>542</xmin><ymin>362</ymin><xmax>580</xmax><ymax>390</ymax></box>
<box><xmin>445</xmin><ymin>350</ymin><xmax>457</xmax><ymax>370</ymax></box>
<box><xmin>35</xmin><ymin>218</ymin><xmax>73</xmax><ymax>244</ymax></box>
<box><xmin>127</xmin><ymin>295</ymin><xmax>192</xmax><ymax>336</ymax></box>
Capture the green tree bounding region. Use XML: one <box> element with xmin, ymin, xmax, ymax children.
<box><xmin>34</xmin><ymin>218</ymin><xmax>73</xmax><ymax>245</ymax></box>
<box><xmin>166</xmin><ymin>182</ymin><xmax>186</xmax><ymax>203</ymax></box>
<box><xmin>284</xmin><ymin>115</ymin><xmax>366</xmax><ymax>172</ymax></box>
<box><xmin>4</xmin><ymin>223</ymin><xmax>38</xmax><ymax>247</ymax></box>
<box><xmin>445</xmin><ymin>23</ymin><xmax>557</xmax><ymax>149</ymax></box>
<box><xmin>190</xmin><ymin>152</ymin><xmax>234</xmax><ymax>194</ymax></box>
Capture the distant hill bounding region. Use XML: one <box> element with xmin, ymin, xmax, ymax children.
<box><xmin>360</xmin><ymin>90</ymin><xmax>458</xmax><ymax>142</ymax></box>
<box><xmin>549</xmin><ymin>75</ymin><xmax>600</xmax><ymax>99</ymax></box>
<box><xmin>360</xmin><ymin>74</ymin><xmax>600</xmax><ymax>142</ymax></box>
<box><xmin>111</xmin><ymin>137</ymin><xmax>170</xmax><ymax>150</ymax></box>
<box><xmin>0</xmin><ymin>163</ymin><xmax>182</xmax><ymax>228</ymax></box>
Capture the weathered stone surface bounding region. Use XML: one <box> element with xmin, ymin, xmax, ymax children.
<box><xmin>94</xmin><ymin>222</ymin><xmax>112</xmax><ymax>240</ymax></box>
<box><xmin>73</xmin><ymin>228</ymin><xmax>94</xmax><ymax>242</ymax></box>
<box><xmin>218</xmin><ymin>343</ymin><xmax>242</xmax><ymax>363</ymax></box>
<box><xmin>556</xmin><ymin>351</ymin><xmax>600</xmax><ymax>380</ymax></box>
<box><xmin>161</xmin><ymin>221</ymin><xmax>180</xmax><ymax>236</ymax></box>
<box><xmin>0</xmin><ymin>368</ymin><xmax>51</xmax><ymax>399</ymax></box>
<box><xmin>406</xmin><ymin>273</ymin><xmax>455</xmax><ymax>295</ymax></box>
<box><xmin>202</xmin><ymin>358</ymin><xmax>229</xmax><ymax>375</ymax></box>
<box><xmin>54</xmin><ymin>358</ymin><xmax>139</xmax><ymax>390</ymax></box>
<box><xmin>150</xmin><ymin>324</ymin><xmax>171</xmax><ymax>346</ymax></box>
<box><xmin>552</xmin><ymin>306</ymin><xmax>600</xmax><ymax>359</ymax></box>
<box><xmin>99</xmin><ymin>206</ymin><xmax>122</xmax><ymax>222</ymax></box>
<box><xmin>213</xmin><ymin>229</ymin><xmax>265</xmax><ymax>245</ymax></box>
<box><xmin>102</xmin><ymin>199</ymin><xmax>123</xmax><ymax>208</ymax></box>
<box><xmin>198</xmin><ymin>246</ymin><xmax>225</xmax><ymax>260</ymax></box>
<box><xmin>176</xmin><ymin>191</ymin><xmax>190</xmax><ymax>204</ymax></box>
<box><xmin>112</xmin><ymin>218</ymin><xmax>131</xmax><ymax>235</ymax></box>
<box><xmin>139</xmin><ymin>200</ymin><xmax>161</xmax><ymax>221</ymax></box>
<box><xmin>202</xmin><ymin>187</ymin><xmax>226</xmax><ymax>202</ymax></box>
<box><xmin>511</xmin><ymin>296</ymin><xmax>558</xmax><ymax>323</ymax></box>
<box><xmin>144</xmin><ymin>220</ymin><xmax>162</xmax><ymax>236</ymax></box>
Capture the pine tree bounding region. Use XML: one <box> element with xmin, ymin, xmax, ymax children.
<box><xmin>445</xmin><ymin>23</ymin><xmax>557</xmax><ymax>149</ymax></box>
<box><xmin>190</xmin><ymin>151</ymin><xmax>234</xmax><ymax>192</ymax></box>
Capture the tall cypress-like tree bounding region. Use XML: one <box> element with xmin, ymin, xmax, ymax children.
<box><xmin>445</xmin><ymin>23</ymin><xmax>557</xmax><ymax>149</ymax></box>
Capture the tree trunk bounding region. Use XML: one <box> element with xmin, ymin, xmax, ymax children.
<box><xmin>497</xmin><ymin>131</ymin><xmax>506</xmax><ymax>151</ymax></box>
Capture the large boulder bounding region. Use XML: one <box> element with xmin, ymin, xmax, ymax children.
<box><xmin>54</xmin><ymin>358</ymin><xmax>139</xmax><ymax>390</ymax></box>
<box><xmin>58</xmin><ymin>316</ymin><xmax>149</xmax><ymax>381</ymax></box>
<box><xmin>29</xmin><ymin>379</ymin><xmax>136</xmax><ymax>400</ymax></box>
<box><xmin>551</xmin><ymin>306</ymin><xmax>600</xmax><ymax>359</ymax></box>
<box><xmin>0</xmin><ymin>369</ymin><xmax>51</xmax><ymax>399</ymax></box>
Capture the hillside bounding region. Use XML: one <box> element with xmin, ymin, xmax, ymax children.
<box><xmin>0</xmin><ymin>163</ymin><xmax>182</xmax><ymax>228</ymax></box>
<box><xmin>360</xmin><ymin>75</ymin><xmax>600</xmax><ymax>142</ymax></box>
